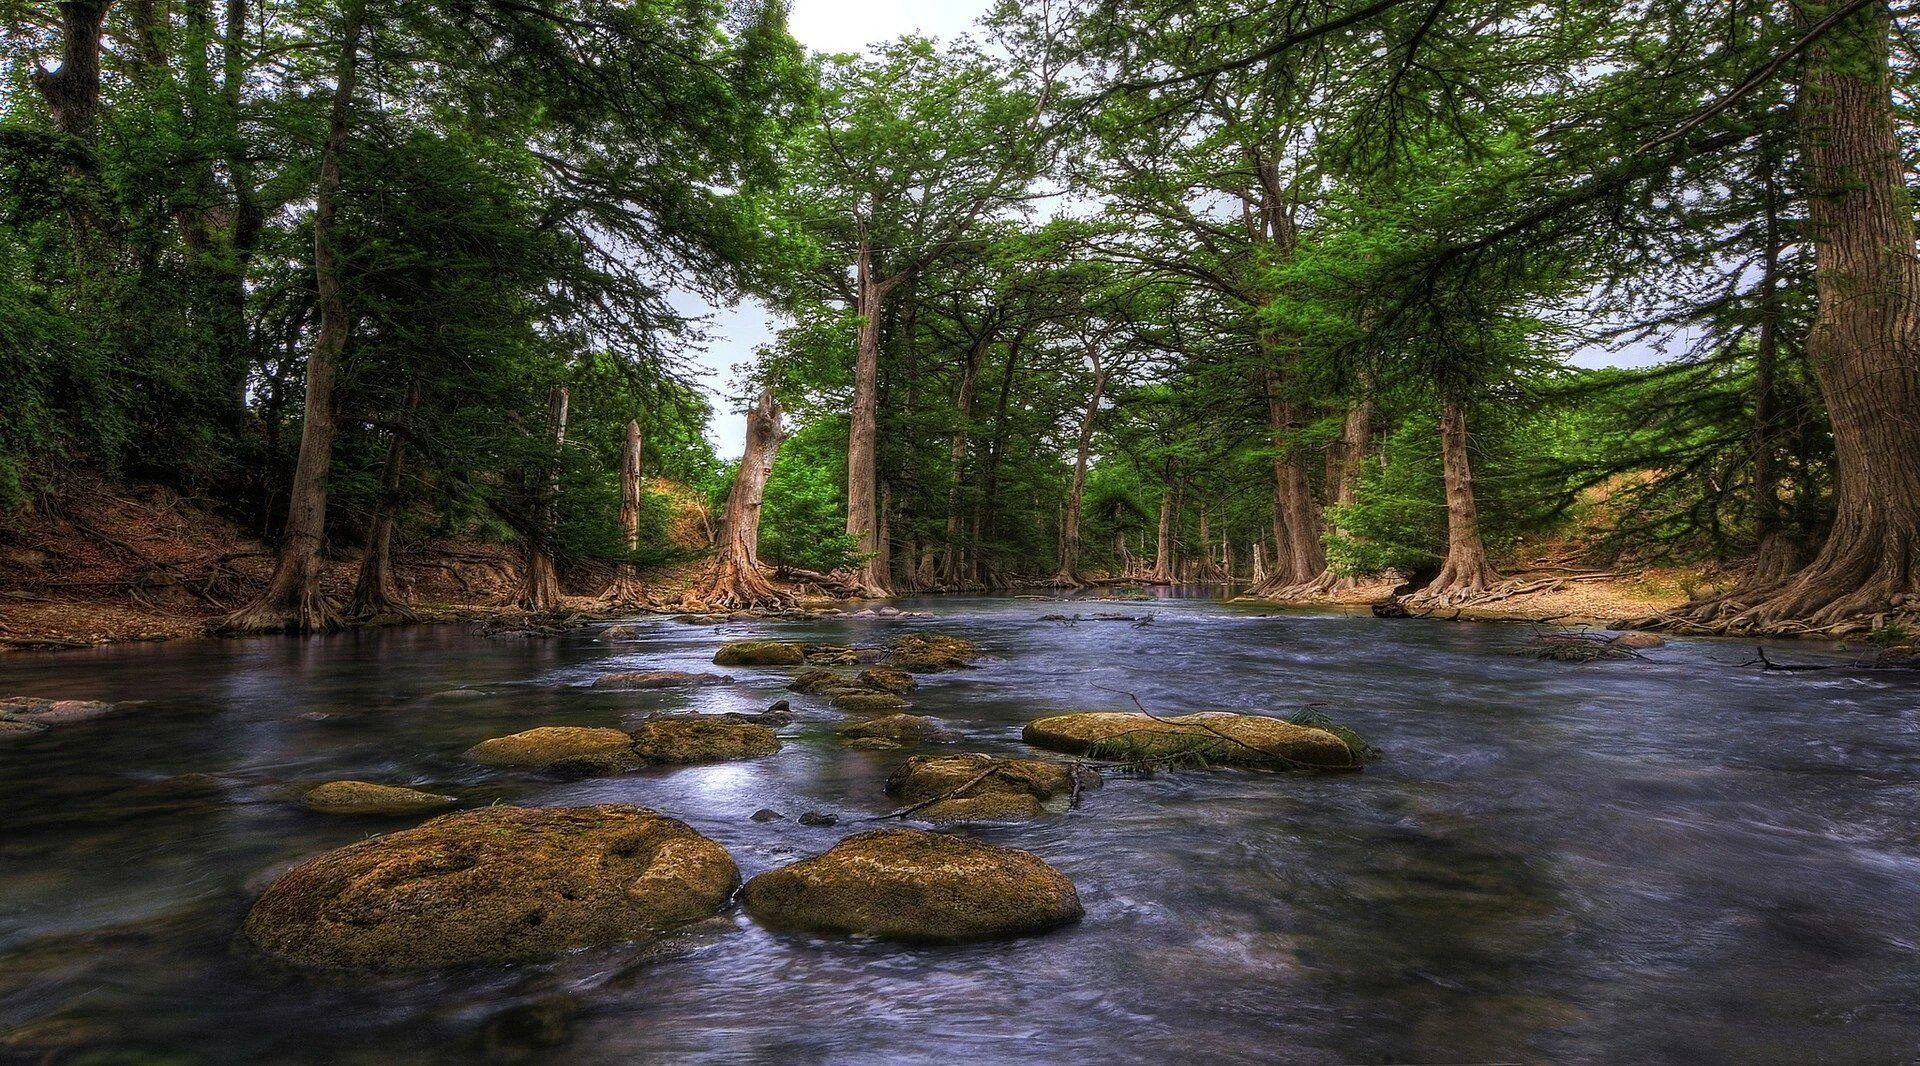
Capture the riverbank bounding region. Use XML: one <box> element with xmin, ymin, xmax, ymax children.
<box><xmin>1231</xmin><ymin>567</ymin><xmax>1709</xmax><ymax>631</ymax></box>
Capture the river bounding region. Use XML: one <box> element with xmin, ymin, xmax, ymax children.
<box><xmin>2</xmin><ymin>595</ymin><xmax>1917</xmax><ymax>1063</ymax></box>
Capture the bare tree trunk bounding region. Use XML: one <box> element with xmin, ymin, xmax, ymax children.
<box><xmin>1415</xmin><ymin>397</ymin><xmax>1497</xmax><ymax>603</ymax></box>
<box><xmin>1267</xmin><ymin>380</ymin><xmax>1324</xmax><ymax>584</ymax></box>
<box><xmin>847</xmin><ymin>231</ymin><xmax>903</xmax><ymax>597</ymax></box>
<box><xmin>1051</xmin><ymin>358</ymin><xmax>1108</xmax><ymax>586</ymax></box>
<box><xmin>1293</xmin><ymin>393</ymin><xmax>1374</xmax><ymax>594</ymax></box>
<box><xmin>219</xmin><ymin>1</ymin><xmax>364</xmax><ymax>634</ymax></box>
<box><xmin>519</xmin><ymin>385</ymin><xmax>569</xmax><ymax>612</ymax></box>
<box><xmin>1152</xmin><ymin>475</ymin><xmax>1174</xmax><ymax>583</ymax></box>
<box><xmin>1249</xmin><ymin>539</ymin><xmax>1267</xmax><ymax>585</ymax></box>
<box><xmin>940</xmin><ymin>335</ymin><xmax>988</xmax><ymax>584</ymax></box>
<box><xmin>692</xmin><ymin>388</ymin><xmax>792</xmax><ymax>608</ymax></box>
<box><xmin>971</xmin><ymin>330</ymin><xmax>1024</xmax><ymax>586</ymax></box>
<box><xmin>603</xmin><ymin>419</ymin><xmax>649</xmax><ymax>605</ymax></box>
<box><xmin>349</xmin><ymin>380</ymin><xmax>420</xmax><ymax>621</ymax></box>
<box><xmin>31</xmin><ymin>0</ymin><xmax>113</xmax><ymax>143</ymax></box>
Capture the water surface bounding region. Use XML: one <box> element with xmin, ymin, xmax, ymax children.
<box><xmin>2</xmin><ymin>596</ymin><xmax>1917</xmax><ymax>1063</ymax></box>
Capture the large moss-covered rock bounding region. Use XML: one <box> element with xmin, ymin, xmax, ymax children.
<box><xmin>1022</xmin><ymin>711</ymin><xmax>1358</xmax><ymax>770</ymax></box>
<box><xmin>713</xmin><ymin>641</ymin><xmax>807</xmax><ymax>666</ymax></box>
<box><xmin>826</xmin><ymin>690</ymin><xmax>910</xmax><ymax>714</ymax></box>
<box><xmin>741</xmin><ymin>828</ymin><xmax>1081</xmax><ymax>942</ymax></box>
<box><xmin>305</xmin><ymin>781</ymin><xmax>457</xmax><ymax>817</ymax></box>
<box><xmin>885</xmin><ymin>634</ymin><xmax>978</xmax><ymax>672</ymax></box>
<box><xmin>857</xmin><ymin>667</ymin><xmax>917</xmax><ymax>694</ymax></box>
<box><xmin>628</xmin><ymin>717</ymin><xmax>780</xmax><ymax>764</ymax></box>
<box><xmin>842</xmin><ymin>714</ymin><xmax>936</xmax><ymax>742</ymax></box>
<box><xmin>464</xmin><ymin>726</ymin><xmax>639</xmax><ymax>775</ymax></box>
<box><xmin>592</xmin><ymin>670</ymin><xmax>735</xmax><ymax>689</ymax></box>
<box><xmin>884</xmin><ymin>753</ymin><xmax>1093</xmax><ymax>821</ymax></box>
<box><xmin>243</xmin><ymin>805</ymin><xmax>737</xmax><ymax>970</ymax></box>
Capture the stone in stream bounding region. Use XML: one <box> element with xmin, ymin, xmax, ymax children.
<box><xmin>1022</xmin><ymin>711</ymin><xmax>1360</xmax><ymax>770</ymax></box>
<box><xmin>787</xmin><ymin>667</ymin><xmax>912</xmax><ymax>712</ymax></box>
<box><xmin>741</xmin><ymin>828</ymin><xmax>1082</xmax><ymax>943</ymax></box>
<box><xmin>1609</xmin><ymin>631</ymin><xmax>1665</xmax><ymax>650</ymax></box>
<box><xmin>1873</xmin><ymin>644</ymin><xmax>1920</xmax><ymax>668</ymax></box>
<box><xmin>628</xmin><ymin>717</ymin><xmax>779</xmax><ymax>765</ymax></box>
<box><xmin>304</xmin><ymin>781</ymin><xmax>458</xmax><ymax>817</ymax></box>
<box><xmin>884</xmin><ymin>634</ymin><xmax>978</xmax><ymax>672</ymax></box>
<box><xmin>591</xmin><ymin>670</ymin><xmax>735</xmax><ymax>689</ymax></box>
<box><xmin>884</xmin><ymin>753</ymin><xmax>1094</xmax><ymax>821</ymax></box>
<box><xmin>464</xmin><ymin>726</ymin><xmax>641</xmax><ymax>775</ymax></box>
<box><xmin>856</xmin><ymin>667</ymin><xmax>917</xmax><ymax>694</ymax></box>
<box><xmin>0</xmin><ymin>697</ymin><xmax>118</xmax><ymax>726</ymax></box>
<box><xmin>712</xmin><ymin>640</ymin><xmax>807</xmax><ymax>666</ymax></box>
<box><xmin>826</xmin><ymin>690</ymin><xmax>910</xmax><ymax>714</ymax></box>
<box><xmin>242</xmin><ymin>804</ymin><xmax>737</xmax><ymax>970</ymax></box>
<box><xmin>840</xmin><ymin>714</ymin><xmax>937</xmax><ymax>743</ymax></box>
<box><xmin>797</xmin><ymin>810</ymin><xmax>838</xmax><ymax>827</ymax></box>
<box><xmin>599</xmin><ymin>624</ymin><xmax>646</xmax><ymax>640</ymax></box>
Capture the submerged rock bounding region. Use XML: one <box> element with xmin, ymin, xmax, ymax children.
<box><xmin>464</xmin><ymin>726</ymin><xmax>640</xmax><ymax>775</ymax></box>
<box><xmin>628</xmin><ymin>717</ymin><xmax>780</xmax><ymax>765</ymax></box>
<box><xmin>599</xmin><ymin>624</ymin><xmax>647</xmax><ymax>641</ymax></box>
<box><xmin>841</xmin><ymin>714</ymin><xmax>936</xmax><ymax>742</ymax></box>
<box><xmin>802</xmin><ymin>644</ymin><xmax>862</xmax><ymax>666</ymax></box>
<box><xmin>826</xmin><ymin>690</ymin><xmax>910</xmax><ymax>714</ymax></box>
<box><xmin>797</xmin><ymin>810</ymin><xmax>838</xmax><ymax>827</ymax></box>
<box><xmin>0</xmin><ymin>697</ymin><xmax>118</xmax><ymax>726</ymax></box>
<box><xmin>242</xmin><ymin>804</ymin><xmax>738</xmax><ymax>970</ymax></box>
<box><xmin>1023</xmin><ymin>711</ymin><xmax>1359</xmax><ymax>770</ymax></box>
<box><xmin>592</xmin><ymin>670</ymin><xmax>735</xmax><ymax>689</ymax></box>
<box><xmin>884</xmin><ymin>753</ymin><xmax>1093</xmax><ymax>821</ymax></box>
<box><xmin>305</xmin><ymin>781</ymin><xmax>458</xmax><ymax>817</ymax></box>
<box><xmin>742</xmin><ymin>828</ymin><xmax>1082</xmax><ymax>942</ymax></box>
<box><xmin>713</xmin><ymin>640</ymin><xmax>807</xmax><ymax>666</ymax></box>
<box><xmin>0</xmin><ymin>719</ymin><xmax>49</xmax><ymax>742</ymax></box>
<box><xmin>885</xmin><ymin>634</ymin><xmax>978</xmax><ymax>672</ymax></box>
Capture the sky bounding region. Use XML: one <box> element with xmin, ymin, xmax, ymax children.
<box><xmin>684</xmin><ymin>0</ymin><xmax>994</xmax><ymax>458</ymax></box>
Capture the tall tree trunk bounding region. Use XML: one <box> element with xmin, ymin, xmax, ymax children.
<box><xmin>1267</xmin><ymin>382</ymin><xmax>1324</xmax><ymax>585</ymax></box>
<box><xmin>940</xmin><ymin>334</ymin><xmax>989</xmax><ymax>584</ymax></box>
<box><xmin>1295</xmin><ymin>393</ymin><xmax>1374</xmax><ymax>594</ymax></box>
<box><xmin>219</xmin><ymin>0</ymin><xmax>364</xmax><ymax>634</ymax></box>
<box><xmin>1051</xmin><ymin>358</ymin><xmax>1108</xmax><ymax>586</ymax></box>
<box><xmin>349</xmin><ymin>380</ymin><xmax>420</xmax><ymax>621</ymax></box>
<box><xmin>971</xmin><ymin>329</ymin><xmax>1024</xmax><ymax>585</ymax></box>
<box><xmin>1417</xmin><ymin>397</ymin><xmax>1497</xmax><ymax>602</ymax></box>
<box><xmin>847</xmin><ymin>231</ymin><xmax>903</xmax><ymax>597</ymax></box>
<box><xmin>32</xmin><ymin>0</ymin><xmax>113</xmax><ymax>143</ymax></box>
<box><xmin>692</xmin><ymin>388</ymin><xmax>791</xmax><ymax>608</ymax></box>
<box><xmin>1152</xmin><ymin>473</ymin><xmax>1174</xmax><ymax>582</ymax></box>
<box><xmin>520</xmin><ymin>385</ymin><xmax>570</xmax><ymax>611</ymax></box>
<box><xmin>1692</xmin><ymin>1</ymin><xmax>1920</xmax><ymax>631</ymax></box>
<box><xmin>603</xmin><ymin>419</ymin><xmax>649</xmax><ymax>605</ymax></box>
<box><xmin>1746</xmin><ymin>129</ymin><xmax>1801</xmax><ymax>586</ymax></box>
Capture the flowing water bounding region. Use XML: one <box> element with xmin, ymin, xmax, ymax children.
<box><xmin>3</xmin><ymin>595</ymin><xmax>1918</xmax><ymax>1064</ymax></box>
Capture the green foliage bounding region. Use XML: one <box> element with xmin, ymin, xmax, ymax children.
<box><xmin>759</xmin><ymin>418</ymin><xmax>861</xmax><ymax>572</ymax></box>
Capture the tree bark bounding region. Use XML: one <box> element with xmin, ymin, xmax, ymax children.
<box><xmin>349</xmin><ymin>380</ymin><xmax>420</xmax><ymax>621</ymax></box>
<box><xmin>519</xmin><ymin>385</ymin><xmax>570</xmax><ymax>611</ymax></box>
<box><xmin>218</xmin><ymin>0</ymin><xmax>364</xmax><ymax>634</ymax></box>
<box><xmin>1051</xmin><ymin>356</ymin><xmax>1108</xmax><ymax>586</ymax></box>
<box><xmin>939</xmin><ymin>334</ymin><xmax>988</xmax><ymax>584</ymax></box>
<box><xmin>1152</xmin><ymin>472</ymin><xmax>1174</xmax><ymax>582</ymax></box>
<box><xmin>602</xmin><ymin>419</ymin><xmax>649</xmax><ymax>604</ymax></box>
<box><xmin>1415</xmin><ymin>397</ymin><xmax>1497</xmax><ymax>602</ymax></box>
<box><xmin>847</xmin><ymin>229</ymin><xmax>904</xmax><ymax>597</ymax></box>
<box><xmin>691</xmin><ymin>388</ymin><xmax>792</xmax><ymax>608</ymax></box>
<box><xmin>31</xmin><ymin>0</ymin><xmax>113</xmax><ymax>143</ymax></box>
<box><xmin>1684</xmin><ymin>1</ymin><xmax>1920</xmax><ymax>631</ymax></box>
<box><xmin>970</xmin><ymin>327</ymin><xmax>1024</xmax><ymax>585</ymax></box>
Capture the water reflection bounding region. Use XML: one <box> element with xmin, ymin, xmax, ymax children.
<box><xmin>1</xmin><ymin>596</ymin><xmax>1916</xmax><ymax>1062</ymax></box>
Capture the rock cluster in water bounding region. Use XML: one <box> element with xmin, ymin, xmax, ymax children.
<box><xmin>1023</xmin><ymin>711</ymin><xmax>1359</xmax><ymax>770</ymax></box>
<box><xmin>885</xmin><ymin>753</ymin><xmax>1095</xmax><ymax>821</ymax></box>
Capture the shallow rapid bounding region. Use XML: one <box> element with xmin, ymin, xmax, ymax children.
<box><xmin>2</xmin><ymin>595</ymin><xmax>1917</xmax><ymax>1063</ymax></box>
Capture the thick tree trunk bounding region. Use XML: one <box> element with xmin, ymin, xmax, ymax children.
<box><xmin>349</xmin><ymin>381</ymin><xmax>420</xmax><ymax>621</ymax></box>
<box><xmin>1291</xmin><ymin>394</ymin><xmax>1374</xmax><ymax>595</ymax></box>
<box><xmin>1415</xmin><ymin>397</ymin><xmax>1498</xmax><ymax>603</ymax></box>
<box><xmin>692</xmin><ymin>388</ymin><xmax>792</xmax><ymax>609</ymax></box>
<box><xmin>602</xmin><ymin>419</ymin><xmax>649</xmax><ymax>605</ymax></box>
<box><xmin>1051</xmin><ymin>359</ymin><xmax>1108</xmax><ymax>586</ymax></box>
<box><xmin>1681</xmin><ymin>1</ymin><xmax>1920</xmax><ymax>632</ymax></box>
<box><xmin>847</xmin><ymin>234</ymin><xmax>903</xmax><ymax>597</ymax></box>
<box><xmin>519</xmin><ymin>385</ymin><xmax>570</xmax><ymax>612</ymax></box>
<box><xmin>32</xmin><ymin>0</ymin><xmax>112</xmax><ymax>143</ymax></box>
<box><xmin>1152</xmin><ymin>476</ymin><xmax>1174</xmax><ymax>582</ymax></box>
<box><xmin>219</xmin><ymin>2</ymin><xmax>363</xmax><ymax>634</ymax></box>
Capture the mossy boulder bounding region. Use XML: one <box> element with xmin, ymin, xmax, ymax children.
<box><xmin>826</xmin><ymin>689</ymin><xmax>911</xmax><ymax>714</ymax></box>
<box><xmin>464</xmin><ymin>726</ymin><xmax>640</xmax><ymax>775</ymax></box>
<box><xmin>1022</xmin><ymin>711</ymin><xmax>1359</xmax><ymax>770</ymax></box>
<box><xmin>741</xmin><ymin>828</ymin><xmax>1082</xmax><ymax>942</ymax></box>
<box><xmin>1874</xmin><ymin>644</ymin><xmax>1920</xmax><ymax>668</ymax></box>
<box><xmin>885</xmin><ymin>634</ymin><xmax>978</xmax><ymax>672</ymax></box>
<box><xmin>1608</xmin><ymin>631</ymin><xmax>1665</xmax><ymax>650</ymax></box>
<box><xmin>305</xmin><ymin>781</ymin><xmax>457</xmax><ymax>817</ymax></box>
<box><xmin>802</xmin><ymin>644</ymin><xmax>862</xmax><ymax>666</ymax></box>
<box><xmin>787</xmin><ymin>668</ymin><xmax>846</xmax><ymax>694</ymax></box>
<box><xmin>592</xmin><ymin>670</ymin><xmax>735</xmax><ymax>689</ymax></box>
<box><xmin>856</xmin><ymin>667</ymin><xmax>917</xmax><ymax>694</ymax></box>
<box><xmin>841</xmin><ymin>714</ymin><xmax>936</xmax><ymax>743</ymax></box>
<box><xmin>242</xmin><ymin>804</ymin><xmax>737</xmax><ymax>970</ymax></box>
<box><xmin>713</xmin><ymin>641</ymin><xmax>807</xmax><ymax>666</ymax></box>
<box><xmin>884</xmin><ymin>753</ymin><xmax>1094</xmax><ymax>821</ymax></box>
<box><xmin>628</xmin><ymin>717</ymin><xmax>780</xmax><ymax>765</ymax></box>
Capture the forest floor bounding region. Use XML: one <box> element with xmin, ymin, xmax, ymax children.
<box><xmin>0</xmin><ymin>474</ymin><xmax>730</xmax><ymax>650</ymax></box>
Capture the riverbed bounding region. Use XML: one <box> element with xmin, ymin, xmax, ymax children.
<box><xmin>2</xmin><ymin>595</ymin><xmax>1917</xmax><ymax>1063</ymax></box>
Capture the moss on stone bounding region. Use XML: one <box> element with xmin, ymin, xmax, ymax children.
<box><xmin>464</xmin><ymin>727</ymin><xmax>639</xmax><ymax>773</ymax></box>
<box><xmin>305</xmin><ymin>781</ymin><xmax>457</xmax><ymax>817</ymax></box>
<box><xmin>628</xmin><ymin>717</ymin><xmax>780</xmax><ymax>765</ymax></box>
<box><xmin>712</xmin><ymin>641</ymin><xmax>807</xmax><ymax>666</ymax></box>
<box><xmin>884</xmin><ymin>753</ymin><xmax>1093</xmax><ymax>821</ymax></box>
<box><xmin>1022</xmin><ymin>711</ymin><xmax>1360</xmax><ymax>770</ymax></box>
<box><xmin>243</xmin><ymin>804</ymin><xmax>738</xmax><ymax>970</ymax></box>
<box><xmin>740</xmin><ymin>828</ymin><xmax>1081</xmax><ymax>943</ymax></box>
